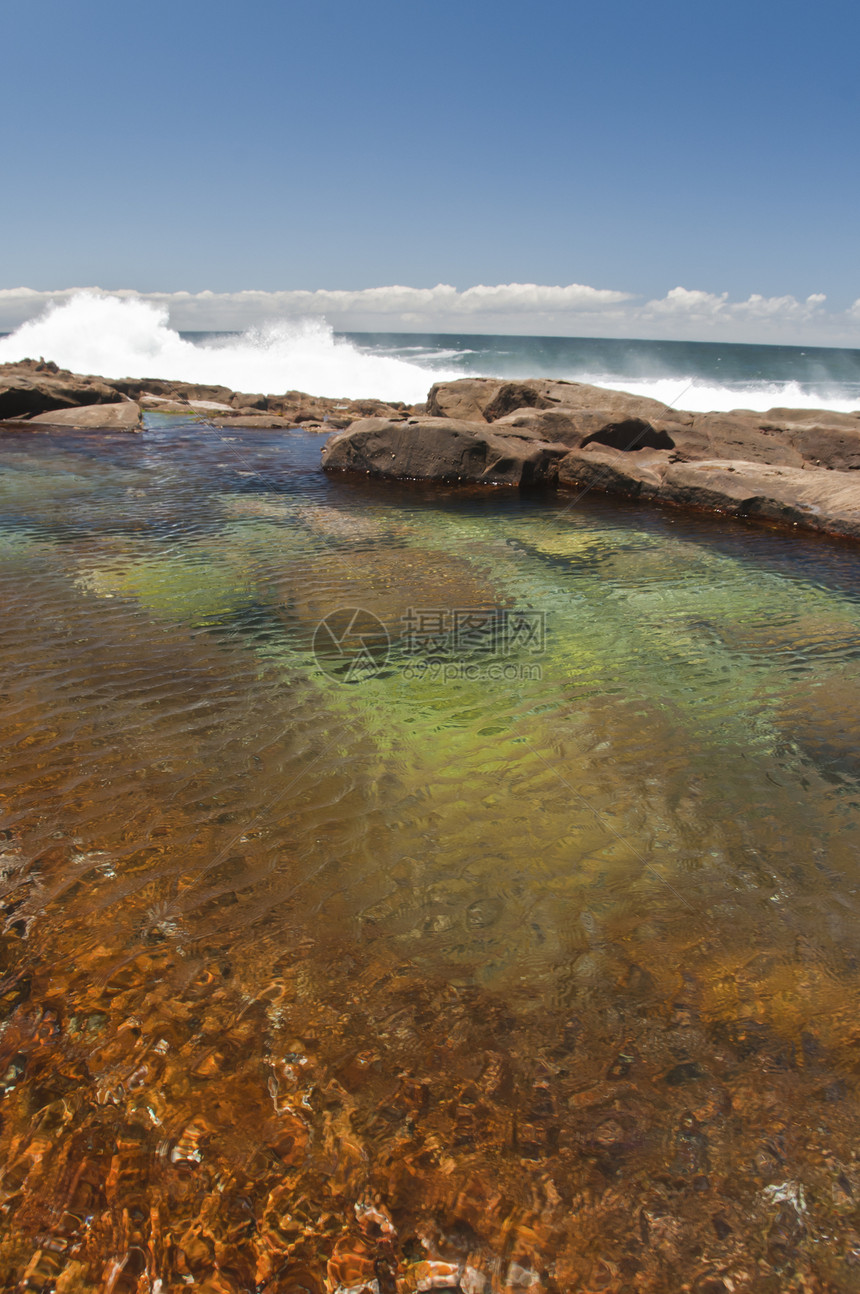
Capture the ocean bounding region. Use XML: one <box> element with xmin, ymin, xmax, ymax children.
<box><xmin>1</xmin><ymin>291</ymin><xmax>859</xmax><ymax>411</ymax></box>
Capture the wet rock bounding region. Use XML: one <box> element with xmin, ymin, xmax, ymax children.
<box><xmin>606</xmin><ymin>1050</ymin><xmax>636</xmax><ymax>1080</ymax></box>
<box><xmin>670</xmin><ymin>1111</ymin><xmax>710</xmax><ymax>1178</ymax></box>
<box><xmin>659</xmin><ymin>458</ymin><xmax>860</xmax><ymax>538</ymax></box>
<box><xmin>465</xmin><ymin>897</ymin><xmax>504</xmax><ymax>931</ymax></box>
<box><xmin>294</xmin><ymin>503</ymin><xmax>392</xmax><ymax>544</ymax></box>
<box><xmin>774</xmin><ymin>673</ymin><xmax>860</xmax><ymax>781</ymax></box>
<box><xmin>401</xmin><ymin>1258</ymin><xmax>462</xmax><ymax>1290</ymax></box>
<box><xmin>326</xmin><ymin>1235</ymin><xmax>379</xmax><ymax>1292</ymax></box>
<box><xmin>416</xmin><ymin>377</ymin><xmax>860</xmax><ymax>542</ymax></box>
<box><xmin>0</xmin><ymin>360</ymin><xmax>420</xmax><ymax>434</ymax></box>
<box><xmin>712</xmin><ymin>1214</ymin><xmax>733</xmax><ymax>1241</ymax></box>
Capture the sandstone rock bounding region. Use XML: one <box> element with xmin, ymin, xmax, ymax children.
<box><xmin>27</xmin><ymin>401</ymin><xmax>142</xmax><ymax>431</ymax></box>
<box><xmin>558</xmin><ymin>446</ymin><xmax>667</xmax><ymax>498</ymax></box>
<box><xmin>656</xmin><ymin>412</ymin><xmax>804</xmax><ymax>467</ymax></box>
<box><xmin>212</xmin><ymin>415</ymin><xmax>295</xmax><ymax>429</ymax></box>
<box><xmin>0</xmin><ymin>359</ymin><xmax>122</xmax><ymax>419</ymax></box>
<box><xmin>658</xmin><ymin>459</ymin><xmax>860</xmax><ymax>537</ymax></box>
<box><xmin>426</xmin><ymin>378</ymin><xmax>507</xmax><ymax>422</ymax></box>
<box><xmin>230</xmin><ymin>391</ymin><xmax>269</xmax><ymax>410</ymax></box>
<box><xmin>785</xmin><ymin>423</ymin><xmax>860</xmax><ymax>470</ymax></box>
<box><xmin>763</xmin><ymin>406</ymin><xmax>860</xmax><ymax>429</ymax></box>
<box><xmin>427</xmin><ymin>377</ymin><xmax>672</xmax><ymax>423</ymax></box>
<box><xmin>493</xmin><ymin>408</ymin><xmax>670</xmax><ymax>452</ymax></box>
<box><xmin>321</xmin><ymin>417</ymin><xmax>568</xmax><ymax>487</ymax></box>
<box><xmin>139</xmin><ymin>393</ymin><xmax>190</xmax><ymax>412</ymax></box>
<box><xmin>187</xmin><ymin>399</ymin><xmax>235</xmax><ymax>412</ymax></box>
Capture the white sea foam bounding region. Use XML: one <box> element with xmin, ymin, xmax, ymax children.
<box><xmin>579</xmin><ymin>373</ymin><xmax>860</xmax><ymax>415</ymax></box>
<box><xmin>0</xmin><ymin>292</ymin><xmax>857</xmax><ymax>413</ymax></box>
<box><xmin>0</xmin><ymin>293</ymin><xmax>453</xmax><ymax>404</ymax></box>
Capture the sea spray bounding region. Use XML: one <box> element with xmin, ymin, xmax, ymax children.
<box><xmin>0</xmin><ymin>293</ymin><xmax>454</xmax><ymax>403</ymax></box>
<box><xmin>2</xmin><ymin>291</ymin><xmax>859</xmax><ymax>412</ymax></box>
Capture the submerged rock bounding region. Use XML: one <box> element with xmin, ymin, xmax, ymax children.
<box><xmin>278</xmin><ymin>545</ymin><xmax>500</xmax><ymax>632</ymax></box>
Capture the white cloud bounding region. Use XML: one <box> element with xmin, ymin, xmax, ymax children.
<box><xmin>0</xmin><ymin>282</ymin><xmax>857</xmax><ymax>345</ymax></box>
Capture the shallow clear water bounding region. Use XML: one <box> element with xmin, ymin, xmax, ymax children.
<box><xmin>1</xmin><ymin>415</ymin><xmax>859</xmax><ymax>1292</ymax></box>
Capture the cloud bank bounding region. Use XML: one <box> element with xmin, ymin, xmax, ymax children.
<box><xmin>1</xmin><ymin>283</ymin><xmax>858</xmax><ymax>346</ymax></box>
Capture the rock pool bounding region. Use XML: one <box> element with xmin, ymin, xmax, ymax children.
<box><xmin>0</xmin><ymin>416</ymin><xmax>858</xmax><ymax>1292</ymax></box>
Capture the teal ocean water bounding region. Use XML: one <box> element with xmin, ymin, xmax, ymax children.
<box><xmin>342</xmin><ymin>330</ymin><xmax>860</xmax><ymax>412</ymax></box>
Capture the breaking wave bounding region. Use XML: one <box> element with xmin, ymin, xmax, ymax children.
<box><xmin>0</xmin><ymin>293</ymin><xmax>454</xmax><ymax>404</ymax></box>
<box><xmin>1</xmin><ymin>292</ymin><xmax>858</xmax><ymax>412</ymax></box>
<box><xmin>576</xmin><ymin>374</ymin><xmax>860</xmax><ymax>414</ymax></box>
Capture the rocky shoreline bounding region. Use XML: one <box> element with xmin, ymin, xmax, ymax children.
<box><xmin>3</xmin><ymin>359</ymin><xmax>860</xmax><ymax>541</ymax></box>
<box><xmin>324</xmin><ymin>377</ymin><xmax>860</xmax><ymax>542</ymax></box>
<box><xmin>0</xmin><ymin>358</ymin><xmax>409</xmax><ymax>432</ymax></box>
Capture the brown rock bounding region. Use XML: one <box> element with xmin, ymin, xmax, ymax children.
<box><xmin>230</xmin><ymin>391</ymin><xmax>269</xmax><ymax>410</ymax></box>
<box><xmin>321</xmin><ymin>416</ymin><xmax>568</xmax><ymax>487</ymax></box>
<box><xmin>494</xmin><ymin>408</ymin><xmax>670</xmax><ymax>452</ymax></box>
<box><xmin>0</xmin><ymin>358</ymin><xmax>122</xmax><ymax>419</ymax></box>
<box><xmin>558</xmin><ymin>446</ymin><xmax>668</xmax><ymax>498</ymax></box>
<box><xmin>427</xmin><ymin>376</ymin><xmax>672</xmax><ymax>423</ymax></box>
<box><xmin>657</xmin><ymin>412</ymin><xmax>804</xmax><ymax>467</ymax></box>
<box><xmin>658</xmin><ymin>459</ymin><xmax>860</xmax><ymax>537</ymax></box>
<box><xmin>786</xmin><ymin>424</ymin><xmax>860</xmax><ymax>470</ymax></box>
<box><xmin>212</xmin><ymin>415</ymin><xmax>295</xmax><ymax>429</ymax></box>
<box><xmin>763</xmin><ymin>406</ymin><xmax>860</xmax><ymax>429</ymax></box>
<box><xmin>27</xmin><ymin>401</ymin><xmax>142</xmax><ymax>431</ymax></box>
<box><xmin>281</xmin><ymin>547</ymin><xmax>499</xmax><ymax>632</ymax></box>
<box><xmin>426</xmin><ymin>378</ymin><xmax>507</xmax><ymax>422</ymax></box>
<box><xmin>139</xmin><ymin>393</ymin><xmax>190</xmax><ymax>411</ymax></box>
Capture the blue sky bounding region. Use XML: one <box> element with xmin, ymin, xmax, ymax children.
<box><xmin>1</xmin><ymin>0</ymin><xmax>858</xmax><ymax>339</ymax></box>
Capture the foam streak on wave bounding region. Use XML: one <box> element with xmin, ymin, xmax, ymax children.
<box><xmin>579</xmin><ymin>373</ymin><xmax>860</xmax><ymax>415</ymax></box>
<box><xmin>0</xmin><ymin>293</ymin><xmax>453</xmax><ymax>403</ymax></box>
